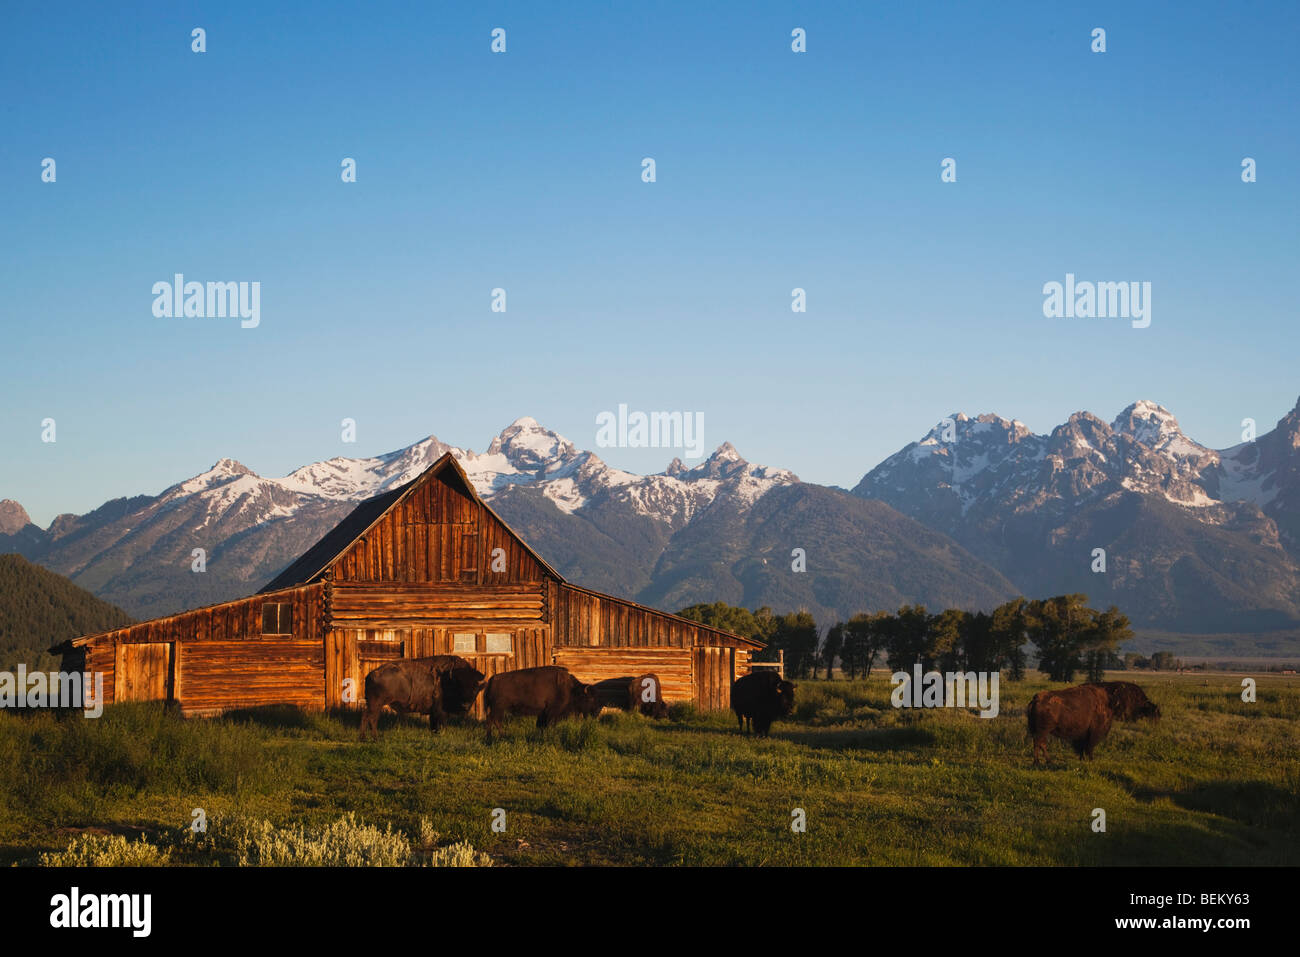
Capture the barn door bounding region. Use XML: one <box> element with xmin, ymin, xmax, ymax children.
<box><xmin>328</xmin><ymin>628</ymin><xmax>409</xmax><ymax>710</ymax></box>
<box><xmin>115</xmin><ymin>642</ymin><xmax>173</xmax><ymax>702</ymax></box>
<box><xmin>357</xmin><ymin>628</ymin><xmax>407</xmax><ymax>688</ymax></box>
<box><xmin>691</xmin><ymin>647</ymin><xmax>736</xmax><ymax>712</ymax></box>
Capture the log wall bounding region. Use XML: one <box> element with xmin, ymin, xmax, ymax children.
<box><xmin>552</xmin><ymin>647</ymin><xmax>694</xmax><ymax>707</ymax></box>
<box><xmin>62</xmin><ymin>584</ymin><xmax>323</xmax><ymax>713</ymax></box>
<box><xmin>549</xmin><ymin>582</ymin><xmax>755</xmax><ymax>651</ymax></box>
<box><xmin>547</xmin><ymin>582</ymin><xmax>757</xmax><ymax>708</ymax></box>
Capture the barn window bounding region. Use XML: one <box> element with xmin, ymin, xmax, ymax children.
<box><xmin>261</xmin><ymin>603</ymin><xmax>293</xmax><ymax>635</ymax></box>
<box><xmin>484</xmin><ymin>632</ymin><xmax>513</xmax><ymax>654</ymax></box>
<box><xmin>452</xmin><ymin>633</ymin><xmax>477</xmax><ymax>653</ymax></box>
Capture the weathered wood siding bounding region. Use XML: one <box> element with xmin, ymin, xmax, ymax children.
<box><xmin>74</xmin><ymin>638</ymin><xmax>116</xmax><ymax>706</ymax></box>
<box><xmin>735</xmin><ymin>649</ymin><xmax>752</xmax><ymax>679</ymax></box>
<box><xmin>115</xmin><ymin>642</ymin><xmax>172</xmax><ymax>702</ymax></box>
<box><xmin>332</xmin><ymin>470</ymin><xmax>546</xmax><ymax>585</ymax></box>
<box><xmin>62</xmin><ymin>584</ymin><xmax>324</xmax><ymax>714</ymax></box>
<box><xmin>548</xmin><ymin>583</ymin><xmax>753</xmax><ymax>708</ymax></box>
<box><xmin>552</xmin><ymin>647</ymin><xmax>694</xmax><ymax>707</ymax></box>
<box><xmin>329</xmin><ymin>582</ymin><xmax>545</xmax><ymax>626</ymax></box>
<box><xmin>549</xmin><ymin>583</ymin><xmax>755</xmax><ymax>651</ymax></box>
<box><xmin>179</xmin><ymin>640</ymin><xmax>324</xmax><ymax>716</ymax></box>
<box><xmin>693</xmin><ymin>646</ymin><xmax>739</xmax><ymax>712</ymax></box>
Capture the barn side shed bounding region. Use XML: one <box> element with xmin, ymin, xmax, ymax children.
<box><xmin>53</xmin><ymin>452</ymin><xmax>762</xmax><ymax>716</ymax></box>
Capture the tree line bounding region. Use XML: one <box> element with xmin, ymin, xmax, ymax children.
<box><xmin>678</xmin><ymin>593</ymin><xmax>1135</xmax><ymax>684</ymax></box>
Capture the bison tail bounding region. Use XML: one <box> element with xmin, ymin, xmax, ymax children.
<box><xmin>1025</xmin><ymin>695</ymin><xmax>1042</xmax><ymax>735</ymax></box>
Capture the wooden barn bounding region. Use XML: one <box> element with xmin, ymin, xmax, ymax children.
<box><xmin>52</xmin><ymin>453</ymin><xmax>761</xmax><ymax>717</ymax></box>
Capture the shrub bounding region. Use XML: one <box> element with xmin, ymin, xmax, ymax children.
<box><xmin>39</xmin><ymin>832</ymin><xmax>170</xmax><ymax>867</ymax></box>
<box><xmin>207</xmin><ymin>812</ymin><xmax>410</xmax><ymax>867</ymax></box>
<box><xmin>425</xmin><ymin>841</ymin><xmax>493</xmax><ymax>867</ymax></box>
<box><xmin>178</xmin><ymin>813</ymin><xmax>491</xmax><ymax>867</ymax></box>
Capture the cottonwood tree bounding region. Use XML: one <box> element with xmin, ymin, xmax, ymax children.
<box><xmin>820</xmin><ymin>623</ymin><xmax>844</xmax><ymax>679</ymax></box>
<box><xmin>988</xmin><ymin>598</ymin><xmax>1030</xmax><ymax>680</ymax></box>
<box><xmin>1081</xmin><ymin>605</ymin><xmax>1134</xmax><ymax>681</ymax></box>
<box><xmin>884</xmin><ymin>604</ymin><xmax>934</xmax><ymax>672</ymax></box>
<box><xmin>838</xmin><ymin>611</ymin><xmax>889</xmax><ymax>678</ymax></box>
<box><xmin>1026</xmin><ymin>593</ymin><xmax>1094</xmax><ymax>682</ymax></box>
<box><xmin>772</xmin><ymin>610</ymin><xmax>819</xmax><ymax>678</ymax></box>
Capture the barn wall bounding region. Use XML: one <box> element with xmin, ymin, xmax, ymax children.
<box><xmin>331</xmin><ymin>470</ymin><xmax>546</xmax><ymax>585</ymax></box>
<box><xmin>64</xmin><ymin>584</ymin><xmax>325</xmax><ymax>715</ymax></box>
<box><xmin>549</xmin><ymin>582</ymin><xmax>755</xmax><ymax>651</ymax></box>
<box><xmin>693</xmin><ymin>647</ymin><xmax>737</xmax><ymax>712</ymax></box>
<box><xmin>548</xmin><ymin>583</ymin><xmax>757</xmax><ymax>709</ymax></box>
<box><xmin>329</xmin><ymin>582</ymin><xmax>544</xmax><ymax>626</ymax></box>
<box><xmin>72</xmin><ymin>637</ymin><xmax>117</xmax><ymax>706</ymax></box>
<box><xmin>552</xmin><ymin>647</ymin><xmax>693</xmax><ymax>707</ymax></box>
<box><xmin>95</xmin><ymin>585</ymin><xmax>323</xmax><ymax>645</ymax></box>
<box><xmin>179</xmin><ymin>641</ymin><xmax>323</xmax><ymax>716</ymax></box>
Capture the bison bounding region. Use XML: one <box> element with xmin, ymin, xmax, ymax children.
<box><xmin>1026</xmin><ymin>683</ymin><xmax>1113</xmax><ymax>764</ymax></box>
<box><xmin>1088</xmin><ymin>680</ymin><xmax>1161</xmax><ymax>722</ymax></box>
<box><xmin>627</xmin><ymin>673</ymin><xmax>670</xmax><ymax>719</ymax></box>
<box><xmin>484</xmin><ymin>666</ymin><xmax>602</xmax><ymax>736</ymax></box>
<box><xmin>360</xmin><ymin>655</ymin><xmax>485</xmax><ymax>740</ymax></box>
<box><xmin>731</xmin><ymin>670</ymin><xmax>795</xmax><ymax>737</ymax></box>
<box><xmin>594</xmin><ymin>674</ymin><xmax>671</xmax><ymax>718</ymax></box>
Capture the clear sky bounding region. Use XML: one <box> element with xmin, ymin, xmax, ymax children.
<box><xmin>3</xmin><ymin>1</ymin><xmax>1297</xmax><ymax>526</ymax></box>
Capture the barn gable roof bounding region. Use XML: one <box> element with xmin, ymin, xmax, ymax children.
<box><xmin>259</xmin><ymin>452</ymin><xmax>563</xmax><ymax>592</ymax></box>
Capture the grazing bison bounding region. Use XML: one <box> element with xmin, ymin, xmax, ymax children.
<box><xmin>1088</xmin><ymin>680</ymin><xmax>1161</xmax><ymax>722</ymax></box>
<box><xmin>731</xmin><ymin>670</ymin><xmax>796</xmax><ymax>737</ymax></box>
<box><xmin>592</xmin><ymin>674</ymin><xmax>669</xmax><ymax>718</ymax></box>
<box><xmin>484</xmin><ymin>666</ymin><xmax>602</xmax><ymax>735</ymax></box>
<box><xmin>627</xmin><ymin>673</ymin><xmax>670</xmax><ymax>719</ymax></box>
<box><xmin>1026</xmin><ymin>684</ymin><xmax>1112</xmax><ymax>764</ymax></box>
<box><xmin>360</xmin><ymin>655</ymin><xmax>485</xmax><ymax>740</ymax></box>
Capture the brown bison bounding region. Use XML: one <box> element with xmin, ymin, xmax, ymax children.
<box><xmin>594</xmin><ymin>673</ymin><xmax>670</xmax><ymax>718</ymax></box>
<box><xmin>484</xmin><ymin>666</ymin><xmax>602</xmax><ymax>735</ymax></box>
<box><xmin>360</xmin><ymin>655</ymin><xmax>485</xmax><ymax>740</ymax></box>
<box><xmin>1026</xmin><ymin>683</ymin><xmax>1113</xmax><ymax>764</ymax></box>
<box><xmin>627</xmin><ymin>673</ymin><xmax>670</xmax><ymax>718</ymax></box>
<box><xmin>1088</xmin><ymin>680</ymin><xmax>1161</xmax><ymax>722</ymax></box>
<box><xmin>731</xmin><ymin>670</ymin><xmax>796</xmax><ymax>737</ymax></box>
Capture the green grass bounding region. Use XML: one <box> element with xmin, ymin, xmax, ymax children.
<box><xmin>2</xmin><ymin>672</ymin><xmax>1296</xmax><ymax>866</ymax></box>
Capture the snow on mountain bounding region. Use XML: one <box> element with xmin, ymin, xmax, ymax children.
<box><xmin>856</xmin><ymin>399</ymin><xmax>1294</xmax><ymax>516</ymax></box>
<box><xmin>148</xmin><ymin>419</ymin><xmax>797</xmax><ymax>530</ymax></box>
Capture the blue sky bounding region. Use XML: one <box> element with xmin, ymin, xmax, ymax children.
<box><xmin>3</xmin><ymin>1</ymin><xmax>1297</xmax><ymax>526</ymax></box>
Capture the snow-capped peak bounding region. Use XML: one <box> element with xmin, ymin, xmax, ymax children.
<box><xmin>147</xmin><ymin>420</ymin><xmax>795</xmax><ymax>531</ymax></box>
<box><xmin>213</xmin><ymin>457</ymin><xmax>253</xmax><ymax>475</ymax></box>
<box><xmin>485</xmin><ymin>418</ymin><xmax>579</xmax><ymax>472</ymax></box>
<box><xmin>1112</xmin><ymin>400</ymin><xmax>1212</xmax><ymax>463</ymax></box>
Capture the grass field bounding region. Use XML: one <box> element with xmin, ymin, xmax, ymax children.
<box><xmin>1</xmin><ymin>671</ymin><xmax>1295</xmax><ymax>866</ymax></box>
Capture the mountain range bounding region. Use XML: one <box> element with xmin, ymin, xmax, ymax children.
<box><xmin>2</xmin><ymin>398</ymin><xmax>1298</xmax><ymax>642</ymax></box>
